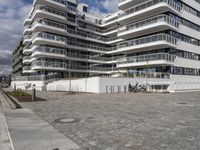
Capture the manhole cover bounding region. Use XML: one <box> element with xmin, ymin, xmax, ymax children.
<box><xmin>55</xmin><ymin>117</ymin><xmax>80</xmax><ymax>123</ymax></box>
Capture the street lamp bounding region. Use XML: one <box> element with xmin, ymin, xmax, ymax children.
<box><xmin>145</xmin><ymin>55</ymin><xmax>149</xmax><ymax>92</ymax></box>
<box><xmin>32</xmin><ymin>84</ymin><xmax>36</xmax><ymax>101</ymax></box>
<box><xmin>68</xmin><ymin>60</ymin><xmax>71</xmax><ymax>92</ymax></box>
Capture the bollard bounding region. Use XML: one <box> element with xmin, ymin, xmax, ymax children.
<box><xmin>32</xmin><ymin>84</ymin><xmax>36</xmax><ymax>101</ymax></box>
<box><xmin>14</xmin><ymin>83</ymin><xmax>16</xmax><ymax>91</ymax></box>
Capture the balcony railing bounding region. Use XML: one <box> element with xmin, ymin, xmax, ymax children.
<box><xmin>78</xmin><ymin>21</ymin><xmax>119</xmax><ymax>34</ymax></box>
<box><xmin>117</xmin><ymin>53</ymin><xmax>177</xmax><ymax>64</ymax></box>
<box><xmin>12</xmin><ymin>73</ymin><xmax>62</xmax><ymax>81</ymax></box>
<box><xmin>119</xmin><ymin>14</ymin><xmax>180</xmax><ymax>33</ymax></box>
<box><xmin>29</xmin><ymin>19</ymin><xmax>118</xmax><ymax>43</ymax></box>
<box><xmin>33</xmin><ymin>32</ymin><xmax>68</xmax><ymax>43</ymax></box>
<box><xmin>32</xmin><ymin>46</ymin><xmax>123</xmax><ymax>62</ymax></box>
<box><xmin>25</xmin><ymin>33</ymin><xmax>177</xmax><ymax>53</ymax></box>
<box><xmin>51</xmin><ymin>0</ymin><xmax>77</xmax><ymax>12</ymax></box>
<box><xmin>118</xmin><ymin>33</ymin><xmax>178</xmax><ymax>49</ymax></box>
<box><xmin>23</xmin><ymin>66</ymin><xmax>32</xmax><ymax>71</ymax></box>
<box><xmin>23</xmin><ymin>56</ymin><xmax>31</xmax><ymax>61</ymax></box>
<box><xmin>126</xmin><ymin>71</ymin><xmax>171</xmax><ymax>79</ymax></box>
<box><xmin>28</xmin><ymin>5</ymin><xmax>76</xmax><ymax>23</ymax></box>
<box><xmin>119</xmin><ymin>0</ymin><xmax>182</xmax><ymax>18</ymax></box>
<box><xmin>31</xmin><ymin>61</ymin><xmax>117</xmax><ymax>72</ymax></box>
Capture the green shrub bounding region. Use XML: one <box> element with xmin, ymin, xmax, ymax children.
<box><xmin>9</xmin><ymin>90</ymin><xmax>30</xmax><ymax>97</ymax></box>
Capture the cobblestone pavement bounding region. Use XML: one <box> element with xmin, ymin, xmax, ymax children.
<box><xmin>23</xmin><ymin>91</ymin><xmax>200</xmax><ymax>150</ymax></box>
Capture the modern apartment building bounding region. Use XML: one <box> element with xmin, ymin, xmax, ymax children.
<box><xmin>13</xmin><ymin>0</ymin><xmax>200</xmax><ymax>92</ymax></box>
<box><xmin>22</xmin><ymin>0</ymin><xmax>124</xmax><ymax>78</ymax></box>
<box><xmin>12</xmin><ymin>39</ymin><xmax>24</xmax><ymax>77</ymax></box>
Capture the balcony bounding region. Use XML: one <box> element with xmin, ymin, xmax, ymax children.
<box><xmin>23</xmin><ymin>46</ymin><xmax>37</xmax><ymax>55</ymax></box>
<box><xmin>32</xmin><ymin>32</ymin><xmax>68</xmax><ymax>47</ymax></box>
<box><xmin>77</xmin><ymin>18</ymin><xmax>119</xmax><ymax>36</ymax></box>
<box><xmin>114</xmin><ymin>34</ymin><xmax>178</xmax><ymax>54</ymax></box>
<box><xmin>127</xmin><ymin>70</ymin><xmax>171</xmax><ymax>79</ymax></box>
<box><xmin>118</xmin><ymin>0</ymin><xmax>183</xmax><ymax>24</ymax></box>
<box><xmin>22</xmin><ymin>66</ymin><xmax>37</xmax><ymax>74</ymax></box>
<box><xmin>31</xmin><ymin>46</ymin><xmax>122</xmax><ymax>64</ymax></box>
<box><xmin>23</xmin><ymin>56</ymin><xmax>33</xmax><ymax>64</ymax></box>
<box><xmin>25</xmin><ymin>5</ymin><xmax>76</xmax><ymax>26</ymax></box>
<box><xmin>118</xmin><ymin>15</ymin><xmax>180</xmax><ymax>39</ymax></box>
<box><xmin>31</xmin><ymin>61</ymin><xmax>118</xmax><ymax>74</ymax></box>
<box><xmin>28</xmin><ymin>19</ymin><xmax>121</xmax><ymax>44</ymax></box>
<box><xmin>23</xmin><ymin>25</ymin><xmax>32</xmax><ymax>35</ymax></box>
<box><xmin>32</xmin><ymin>61</ymin><xmax>67</xmax><ymax>71</ymax></box>
<box><xmin>34</xmin><ymin>0</ymin><xmax>77</xmax><ymax>14</ymax></box>
<box><xmin>23</xmin><ymin>35</ymin><xmax>32</xmax><ymax>44</ymax></box>
<box><xmin>117</xmin><ymin>53</ymin><xmax>177</xmax><ymax>68</ymax></box>
<box><xmin>32</xmin><ymin>46</ymin><xmax>66</xmax><ymax>59</ymax></box>
<box><xmin>118</xmin><ymin>0</ymin><xmax>147</xmax><ymax>10</ymax></box>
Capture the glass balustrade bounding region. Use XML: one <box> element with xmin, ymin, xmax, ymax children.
<box><xmin>23</xmin><ymin>66</ymin><xmax>32</xmax><ymax>71</ymax></box>
<box><xmin>119</xmin><ymin>0</ymin><xmax>182</xmax><ymax>18</ymax></box>
<box><xmin>28</xmin><ymin>19</ymin><xmax>118</xmax><ymax>42</ymax></box>
<box><xmin>31</xmin><ymin>46</ymin><xmax>122</xmax><ymax>62</ymax></box>
<box><xmin>118</xmin><ymin>33</ymin><xmax>178</xmax><ymax>49</ymax></box>
<box><xmin>126</xmin><ymin>71</ymin><xmax>170</xmax><ymax>79</ymax></box>
<box><xmin>31</xmin><ymin>61</ymin><xmax>117</xmax><ymax>72</ymax></box>
<box><xmin>118</xmin><ymin>53</ymin><xmax>177</xmax><ymax>64</ymax></box>
<box><xmin>119</xmin><ymin>14</ymin><xmax>180</xmax><ymax>33</ymax></box>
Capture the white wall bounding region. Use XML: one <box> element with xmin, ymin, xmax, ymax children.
<box><xmin>11</xmin><ymin>76</ymin><xmax>200</xmax><ymax>93</ymax></box>
<box><xmin>169</xmin><ymin>75</ymin><xmax>200</xmax><ymax>92</ymax></box>
<box><xmin>11</xmin><ymin>81</ymin><xmax>45</xmax><ymax>91</ymax></box>
<box><xmin>47</xmin><ymin>77</ymin><xmax>100</xmax><ymax>93</ymax></box>
<box><xmin>175</xmin><ymin>57</ymin><xmax>200</xmax><ymax>69</ymax></box>
<box><xmin>47</xmin><ymin>77</ymin><xmax>174</xmax><ymax>93</ymax></box>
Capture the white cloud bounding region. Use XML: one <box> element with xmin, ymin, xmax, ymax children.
<box><xmin>0</xmin><ymin>0</ymin><xmax>32</xmax><ymax>75</ymax></box>
<box><xmin>100</xmin><ymin>0</ymin><xmax>118</xmax><ymax>12</ymax></box>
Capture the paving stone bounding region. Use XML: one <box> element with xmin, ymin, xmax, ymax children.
<box><xmin>23</xmin><ymin>91</ymin><xmax>200</xmax><ymax>150</ymax></box>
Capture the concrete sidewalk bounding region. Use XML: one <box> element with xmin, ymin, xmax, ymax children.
<box><xmin>0</xmin><ymin>93</ymin><xmax>14</xmax><ymax>150</ymax></box>
<box><xmin>5</xmin><ymin>108</ymin><xmax>81</xmax><ymax>150</ymax></box>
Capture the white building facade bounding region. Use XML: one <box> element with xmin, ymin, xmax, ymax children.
<box><xmin>13</xmin><ymin>0</ymin><xmax>200</xmax><ymax>93</ymax></box>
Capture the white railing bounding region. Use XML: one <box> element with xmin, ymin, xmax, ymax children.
<box><xmin>12</xmin><ymin>73</ymin><xmax>62</xmax><ymax>81</ymax></box>
<box><xmin>119</xmin><ymin>14</ymin><xmax>180</xmax><ymax>33</ymax></box>
<box><xmin>117</xmin><ymin>53</ymin><xmax>177</xmax><ymax>64</ymax></box>
<box><xmin>34</xmin><ymin>19</ymin><xmax>118</xmax><ymax>42</ymax></box>
<box><xmin>118</xmin><ymin>33</ymin><xmax>178</xmax><ymax>49</ymax></box>
<box><xmin>31</xmin><ymin>61</ymin><xmax>117</xmax><ymax>72</ymax></box>
<box><xmin>34</xmin><ymin>32</ymin><xmax>68</xmax><ymax>43</ymax></box>
<box><xmin>125</xmin><ymin>71</ymin><xmax>171</xmax><ymax>79</ymax></box>
<box><xmin>32</xmin><ymin>46</ymin><xmax>123</xmax><ymax>62</ymax></box>
<box><xmin>119</xmin><ymin>0</ymin><xmax>182</xmax><ymax>18</ymax></box>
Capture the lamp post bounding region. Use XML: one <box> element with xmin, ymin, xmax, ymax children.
<box><xmin>14</xmin><ymin>83</ymin><xmax>16</xmax><ymax>91</ymax></box>
<box><xmin>145</xmin><ymin>55</ymin><xmax>149</xmax><ymax>92</ymax></box>
<box><xmin>68</xmin><ymin>60</ymin><xmax>71</xmax><ymax>92</ymax></box>
<box><xmin>32</xmin><ymin>84</ymin><xmax>36</xmax><ymax>101</ymax></box>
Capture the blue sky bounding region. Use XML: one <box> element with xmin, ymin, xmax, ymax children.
<box><xmin>24</xmin><ymin>0</ymin><xmax>118</xmax><ymax>13</ymax></box>
<box><xmin>0</xmin><ymin>0</ymin><xmax>118</xmax><ymax>74</ymax></box>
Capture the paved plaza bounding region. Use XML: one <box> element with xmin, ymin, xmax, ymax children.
<box><xmin>23</xmin><ymin>91</ymin><xmax>200</xmax><ymax>150</ymax></box>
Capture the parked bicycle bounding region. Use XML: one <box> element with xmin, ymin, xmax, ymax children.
<box><xmin>128</xmin><ymin>82</ymin><xmax>146</xmax><ymax>93</ymax></box>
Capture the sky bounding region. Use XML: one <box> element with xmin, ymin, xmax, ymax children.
<box><xmin>0</xmin><ymin>0</ymin><xmax>118</xmax><ymax>75</ymax></box>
